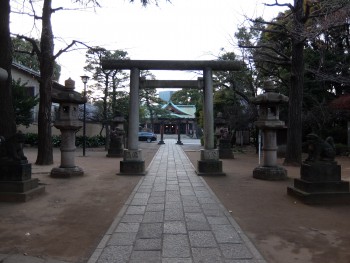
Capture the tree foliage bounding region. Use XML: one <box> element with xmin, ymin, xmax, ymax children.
<box><xmin>237</xmin><ymin>0</ymin><xmax>350</xmax><ymax>165</ymax></box>
<box><xmin>12</xmin><ymin>79</ymin><xmax>39</xmax><ymax>127</ymax></box>
<box><xmin>12</xmin><ymin>37</ymin><xmax>61</xmax><ymax>81</ymax></box>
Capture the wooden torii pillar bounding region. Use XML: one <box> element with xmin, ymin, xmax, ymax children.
<box><xmin>102</xmin><ymin>60</ymin><xmax>241</xmax><ymax>175</ymax></box>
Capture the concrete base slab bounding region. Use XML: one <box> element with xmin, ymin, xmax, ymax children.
<box><xmin>0</xmin><ymin>185</ymin><xmax>45</xmax><ymax>202</ymax></box>
<box><xmin>253</xmin><ymin>165</ymin><xmax>287</xmax><ymax>181</ymax></box>
<box><xmin>50</xmin><ymin>166</ymin><xmax>84</xmax><ymax>178</ymax></box>
<box><xmin>287</xmin><ymin>186</ymin><xmax>350</xmax><ymax>205</ymax></box>
<box><xmin>119</xmin><ymin>160</ymin><xmax>146</xmax><ymax>175</ymax></box>
<box><xmin>196</xmin><ymin>160</ymin><xmax>225</xmax><ymax>176</ymax></box>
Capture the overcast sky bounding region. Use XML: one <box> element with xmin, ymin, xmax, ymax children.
<box><xmin>10</xmin><ymin>0</ymin><xmax>291</xmax><ymax>91</ymax></box>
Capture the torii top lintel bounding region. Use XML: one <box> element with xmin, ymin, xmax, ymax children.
<box><xmin>101</xmin><ymin>59</ymin><xmax>242</xmax><ymax>71</ymax></box>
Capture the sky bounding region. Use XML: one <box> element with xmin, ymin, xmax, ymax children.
<box><xmin>10</xmin><ymin>0</ymin><xmax>291</xmax><ymax>92</ymax></box>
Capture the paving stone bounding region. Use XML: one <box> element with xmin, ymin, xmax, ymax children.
<box><xmin>115</xmin><ymin>222</ymin><xmax>140</xmax><ymax>233</ymax></box>
<box><xmin>97</xmin><ymin>246</ymin><xmax>132</xmax><ymax>263</ymax></box>
<box><xmin>137</xmin><ymin>187</ymin><xmax>152</xmax><ymax>193</ymax></box>
<box><xmin>134</xmin><ymin>193</ymin><xmax>150</xmax><ymax>199</ymax></box>
<box><xmin>183</xmin><ymin>206</ymin><xmax>202</xmax><ymax>213</ymax></box>
<box><xmin>194</xmin><ymin>190</ymin><xmax>212</xmax><ymax>198</ymax></box>
<box><xmin>134</xmin><ymin>238</ymin><xmax>162</xmax><ymax>250</ymax></box>
<box><xmin>137</xmin><ymin>223</ymin><xmax>163</xmax><ymax>239</ymax></box>
<box><xmin>108</xmin><ymin>232</ymin><xmax>137</xmax><ymax>246</ymax></box>
<box><xmin>185</xmin><ymin>212</ymin><xmax>210</xmax><ymax>230</ymax></box>
<box><xmin>197</xmin><ymin>197</ymin><xmax>217</xmax><ymax>204</ymax></box>
<box><xmin>211</xmin><ymin>225</ymin><xmax>242</xmax><ymax>244</ymax></box>
<box><xmin>164</xmin><ymin>221</ymin><xmax>187</xmax><ymax>234</ymax></box>
<box><xmin>142</xmin><ymin>211</ymin><xmax>164</xmax><ymax>223</ymax></box>
<box><xmin>164</xmin><ymin>208</ymin><xmax>184</xmax><ymax>221</ymax></box>
<box><xmin>148</xmin><ymin>196</ymin><xmax>165</xmax><ymax>204</ymax></box>
<box><xmin>219</xmin><ymin>244</ymin><xmax>253</xmax><ymax>259</ymax></box>
<box><xmin>180</xmin><ymin>189</ymin><xmax>196</xmax><ymax>196</ymax></box>
<box><xmin>191</xmin><ymin>247</ymin><xmax>223</xmax><ymax>263</ymax></box>
<box><xmin>120</xmin><ymin>214</ymin><xmax>143</xmax><ymax>223</ymax></box>
<box><xmin>165</xmin><ymin>202</ymin><xmax>183</xmax><ymax>209</ymax></box>
<box><xmin>163</xmin><ymin>234</ymin><xmax>191</xmax><ymax>258</ymax></box>
<box><xmin>150</xmin><ymin>191</ymin><xmax>165</xmax><ymax>197</ymax></box>
<box><xmin>167</xmin><ymin>180</ymin><xmax>179</xmax><ymax>185</ymax></box>
<box><xmin>146</xmin><ymin>203</ymin><xmax>164</xmax><ymax>212</ymax></box>
<box><xmin>189</xmin><ymin>231</ymin><xmax>218</xmax><ymax>248</ymax></box>
<box><xmin>166</xmin><ymin>185</ymin><xmax>180</xmax><ymax>191</ymax></box>
<box><xmin>207</xmin><ymin>216</ymin><xmax>230</xmax><ymax>225</ymax></box>
<box><xmin>129</xmin><ymin>251</ymin><xmax>161</xmax><ymax>263</ymax></box>
<box><xmin>162</xmin><ymin>258</ymin><xmax>193</xmax><ymax>263</ymax></box>
<box><xmin>126</xmin><ymin>205</ymin><xmax>146</xmax><ymax>215</ymax></box>
<box><xmin>182</xmin><ymin>200</ymin><xmax>200</xmax><ymax>207</ymax></box>
<box><xmin>202</xmin><ymin>208</ymin><xmax>225</xmax><ymax>217</ymax></box>
<box><xmin>130</xmin><ymin>198</ymin><xmax>149</xmax><ymax>206</ymax></box>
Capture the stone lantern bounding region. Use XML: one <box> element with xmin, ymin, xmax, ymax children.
<box><xmin>50</xmin><ymin>78</ymin><xmax>86</xmax><ymax>178</ymax></box>
<box><xmin>252</xmin><ymin>80</ymin><xmax>288</xmax><ymax>180</ymax></box>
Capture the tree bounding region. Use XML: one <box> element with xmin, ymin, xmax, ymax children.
<box><xmin>12</xmin><ymin>79</ymin><xmax>39</xmax><ymax>127</ymax></box>
<box><xmin>238</xmin><ymin>0</ymin><xmax>350</xmax><ymax>165</ymax></box>
<box><xmin>0</xmin><ymin>0</ymin><xmax>16</xmax><ymax>141</ymax></box>
<box><xmin>9</xmin><ymin>0</ymin><xmax>168</xmax><ymax>165</ymax></box>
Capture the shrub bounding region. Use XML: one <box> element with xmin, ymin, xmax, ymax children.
<box><xmin>24</xmin><ymin>133</ymin><xmax>38</xmax><ymax>146</ymax></box>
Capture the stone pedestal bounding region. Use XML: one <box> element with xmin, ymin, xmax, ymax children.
<box><xmin>218</xmin><ymin>139</ymin><xmax>233</xmax><ymax>159</ymax></box>
<box><xmin>253</xmin><ymin>165</ymin><xmax>287</xmax><ymax>181</ymax></box>
<box><xmin>0</xmin><ymin>162</ymin><xmax>45</xmax><ymax>202</ymax></box>
<box><xmin>287</xmin><ymin>162</ymin><xmax>350</xmax><ymax>204</ymax></box>
<box><xmin>107</xmin><ymin>136</ymin><xmax>124</xmax><ymax>158</ymax></box>
<box><xmin>119</xmin><ymin>149</ymin><xmax>146</xmax><ymax>175</ymax></box>
<box><xmin>197</xmin><ymin>149</ymin><xmax>225</xmax><ymax>176</ymax></box>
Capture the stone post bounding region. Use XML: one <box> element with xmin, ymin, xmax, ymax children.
<box><xmin>176</xmin><ymin>119</ymin><xmax>183</xmax><ymax>145</ymax></box>
<box><xmin>197</xmin><ymin>68</ymin><xmax>224</xmax><ymax>176</ymax></box>
<box><xmin>158</xmin><ymin>121</ymin><xmax>165</xmax><ymax>145</ymax></box>
<box><xmin>51</xmin><ymin>78</ymin><xmax>86</xmax><ymax>178</ymax></box>
<box><xmin>119</xmin><ymin>68</ymin><xmax>145</xmax><ymax>175</ymax></box>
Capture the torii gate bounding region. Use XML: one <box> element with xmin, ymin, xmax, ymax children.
<box><xmin>102</xmin><ymin>60</ymin><xmax>241</xmax><ymax>175</ymax></box>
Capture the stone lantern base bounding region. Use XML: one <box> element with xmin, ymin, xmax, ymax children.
<box><xmin>50</xmin><ymin>166</ymin><xmax>84</xmax><ymax>178</ymax></box>
<box><xmin>253</xmin><ymin>165</ymin><xmax>287</xmax><ymax>181</ymax></box>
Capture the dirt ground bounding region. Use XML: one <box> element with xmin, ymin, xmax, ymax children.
<box><xmin>0</xmin><ymin>142</ymin><xmax>350</xmax><ymax>263</ymax></box>
<box><xmin>184</xmin><ymin>146</ymin><xmax>350</xmax><ymax>263</ymax></box>
<box><xmin>0</xmin><ymin>143</ymin><xmax>159</xmax><ymax>263</ymax></box>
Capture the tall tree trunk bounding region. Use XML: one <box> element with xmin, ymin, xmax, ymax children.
<box><xmin>0</xmin><ymin>0</ymin><xmax>16</xmax><ymax>139</ymax></box>
<box><xmin>36</xmin><ymin>0</ymin><xmax>54</xmax><ymax>165</ymax></box>
<box><xmin>284</xmin><ymin>0</ymin><xmax>305</xmax><ymax>166</ymax></box>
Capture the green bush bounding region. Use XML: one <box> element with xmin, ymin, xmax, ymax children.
<box><xmin>52</xmin><ymin>135</ymin><xmax>61</xmax><ymax>147</ymax></box>
<box><xmin>24</xmin><ymin>133</ymin><xmax>106</xmax><ymax>148</ymax></box>
<box><xmin>76</xmin><ymin>135</ymin><xmax>105</xmax><ymax>148</ymax></box>
<box><xmin>24</xmin><ymin>133</ymin><xmax>38</xmax><ymax>146</ymax></box>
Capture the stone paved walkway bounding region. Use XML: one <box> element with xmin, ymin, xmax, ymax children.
<box><xmin>88</xmin><ymin>139</ymin><xmax>266</xmax><ymax>263</ymax></box>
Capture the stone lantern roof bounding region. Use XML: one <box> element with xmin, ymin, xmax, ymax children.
<box><xmin>52</xmin><ymin>78</ymin><xmax>87</xmax><ymax>104</ymax></box>
<box><xmin>252</xmin><ymin>80</ymin><xmax>289</xmax><ymax>105</ymax></box>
